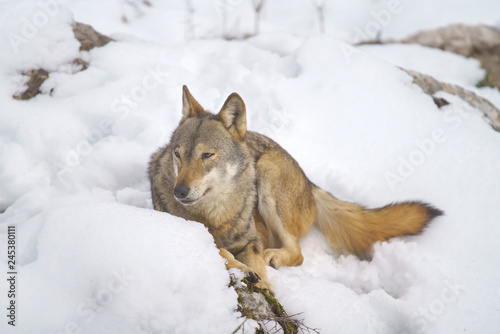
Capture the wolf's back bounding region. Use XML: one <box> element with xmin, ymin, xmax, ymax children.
<box><xmin>312</xmin><ymin>187</ymin><xmax>443</xmax><ymax>258</ymax></box>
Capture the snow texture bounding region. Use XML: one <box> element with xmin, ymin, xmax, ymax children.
<box><xmin>1</xmin><ymin>1</ymin><xmax>500</xmax><ymax>333</ymax></box>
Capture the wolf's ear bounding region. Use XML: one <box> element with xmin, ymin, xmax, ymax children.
<box><xmin>217</xmin><ymin>93</ymin><xmax>247</xmax><ymax>139</ymax></box>
<box><xmin>181</xmin><ymin>85</ymin><xmax>205</xmax><ymax>121</ymax></box>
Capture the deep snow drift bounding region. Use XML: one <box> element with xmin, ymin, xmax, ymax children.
<box><xmin>1</xmin><ymin>1</ymin><xmax>500</xmax><ymax>333</ymax></box>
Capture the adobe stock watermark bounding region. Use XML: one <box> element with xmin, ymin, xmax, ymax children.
<box><xmin>403</xmin><ymin>279</ymin><xmax>464</xmax><ymax>334</ymax></box>
<box><xmin>264</xmin><ymin>107</ymin><xmax>293</xmax><ymax>136</ymax></box>
<box><xmin>8</xmin><ymin>0</ymin><xmax>70</xmax><ymax>54</ymax></box>
<box><xmin>62</xmin><ymin>64</ymin><xmax>169</xmax><ymax>169</ymax></box>
<box><xmin>51</xmin><ymin>268</ymin><xmax>134</xmax><ymax>334</ymax></box>
<box><xmin>213</xmin><ymin>0</ymin><xmax>243</xmax><ymax>18</ymax></box>
<box><xmin>385</xmin><ymin>103</ymin><xmax>471</xmax><ymax>189</ymax></box>
<box><xmin>339</xmin><ymin>0</ymin><xmax>405</xmax><ymax>63</ymax></box>
<box><xmin>213</xmin><ymin>0</ymin><xmax>244</xmax><ymax>38</ymax></box>
<box><xmin>352</xmin><ymin>0</ymin><xmax>404</xmax><ymax>44</ymax></box>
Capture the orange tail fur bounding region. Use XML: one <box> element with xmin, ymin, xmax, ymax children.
<box><xmin>312</xmin><ymin>186</ymin><xmax>443</xmax><ymax>259</ymax></box>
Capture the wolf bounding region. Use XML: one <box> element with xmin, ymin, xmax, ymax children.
<box><xmin>148</xmin><ymin>86</ymin><xmax>443</xmax><ymax>293</ymax></box>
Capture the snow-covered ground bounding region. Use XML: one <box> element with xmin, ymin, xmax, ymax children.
<box><xmin>1</xmin><ymin>1</ymin><xmax>500</xmax><ymax>333</ymax></box>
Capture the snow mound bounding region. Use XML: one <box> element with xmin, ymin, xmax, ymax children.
<box><xmin>14</xmin><ymin>201</ymin><xmax>240</xmax><ymax>334</ymax></box>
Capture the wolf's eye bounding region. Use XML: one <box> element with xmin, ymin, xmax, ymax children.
<box><xmin>201</xmin><ymin>153</ymin><xmax>214</xmax><ymax>160</ymax></box>
<box><xmin>174</xmin><ymin>151</ymin><xmax>180</xmax><ymax>158</ymax></box>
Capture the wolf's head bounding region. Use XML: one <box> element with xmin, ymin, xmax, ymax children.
<box><xmin>169</xmin><ymin>86</ymin><xmax>253</xmax><ymax>206</ymax></box>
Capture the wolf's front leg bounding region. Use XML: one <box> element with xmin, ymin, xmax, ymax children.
<box><xmin>219</xmin><ymin>246</ymin><xmax>274</xmax><ymax>294</ymax></box>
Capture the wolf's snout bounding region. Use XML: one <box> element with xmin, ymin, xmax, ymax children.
<box><xmin>174</xmin><ymin>185</ymin><xmax>189</xmax><ymax>200</ymax></box>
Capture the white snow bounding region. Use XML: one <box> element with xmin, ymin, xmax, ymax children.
<box><xmin>359</xmin><ymin>43</ymin><xmax>486</xmax><ymax>87</ymax></box>
<box><xmin>1</xmin><ymin>1</ymin><xmax>500</xmax><ymax>333</ymax></box>
<box><xmin>16</xmin><ymin>200</ymin><xmax>241</xmax><ymax>334</ymax></box>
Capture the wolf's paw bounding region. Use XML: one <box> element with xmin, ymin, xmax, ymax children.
<box><xmin>264</xmin><ymin>248</ymin><xmax>285</xmax><ymax>269</ymax></box>
<box><xmin>242</xmin><ymin>272</ymin><xmax>274</xmax><ymax>295</ymax></box>
<box><xmin>264</xmin><ymin>248</ymin><xmax>304</xmax><ymax>269</ymax></box>
<box><xmin>245</xmin><ymin>271</ymin><xmax>261</xmax><ymax>284</ymax></box>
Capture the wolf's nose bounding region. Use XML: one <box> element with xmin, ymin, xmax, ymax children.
<box><xmin>174</xmin><ymin>185</ymin><xmax>189</xmax><ymax>199</ymax></box>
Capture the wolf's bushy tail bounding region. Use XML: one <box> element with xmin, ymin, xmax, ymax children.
<box><xmin>312</xmin><ymin>186</ymin><xmax>443</xmax><ymax>259</ymax></box>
